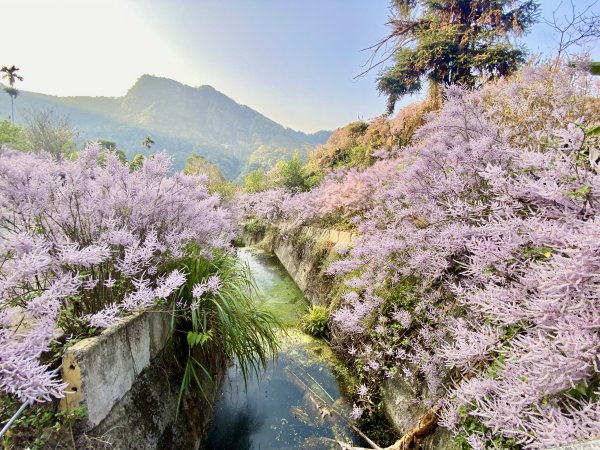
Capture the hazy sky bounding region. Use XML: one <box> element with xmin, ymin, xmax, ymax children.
<box><xmin>1</xmin><ymin>0</ymin><xmax>598</xmax><ymax>132</ymax></box>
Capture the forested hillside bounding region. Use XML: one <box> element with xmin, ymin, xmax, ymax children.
<box><xmin>0</xmin><ymin>75</ymin><xmax>330</xmax><ymax>178</ymax></box>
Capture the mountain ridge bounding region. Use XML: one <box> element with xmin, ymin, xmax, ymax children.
<box><xmin>0</xmin><ymin>75</ymin><xmax>331</xmax><ymax>178</ymax></box>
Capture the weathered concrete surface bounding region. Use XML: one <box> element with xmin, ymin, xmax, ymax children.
<box><xmin>82</xmin><ymin>342</ymin><xmax>225</xmax><ymax>450</ymax></box>
<box><xmin>552</xmin><ymin>439</ymin><xmax>600</xmax><ymax>449</ymax></box>
<box><xmin>302</xmin><ymin>226</ymin><xmax>355</xmax><ymax>251</ymax></box>
<box><xmin>272</xmin><ymin>235</ymin><xmax>323</xmax><ymax>305</ymax></box>
<box><xmin>382</xmin><ymin>377</ymin><xmax>457</xmax><ymax>450</ymax></box>
<box><xmin>242</xmin><ymin>225</ymin><xmax>352</xmax><ymax>306</ymax></box>
<box><xmin>61</xmin><ymin>311</ymin><xmax>171</xmax><ymax>427</ymax></box>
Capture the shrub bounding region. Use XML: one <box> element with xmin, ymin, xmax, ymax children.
<box><xmin>0</xmin><ymin>142</ymin><xmax>234</xmax><ymax>405</ymax></box>
<box><xmin>244</xmin><ymin>217</ymin><xmax>267</xmax><ymax>234</ymax></box>
<box><xmin>239</xmin><ymin>60</ymin><xmax>600</xmax><ymax>449</ymax></box>
<box><xmin>301</xmin><ymin>306</ymin><xmax>330</xmax><ymax>338</ymax></box>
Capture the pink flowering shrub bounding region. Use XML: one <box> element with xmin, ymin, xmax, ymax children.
<box><xmin>241</xmin><ymin>61</ymin><xmax>600</xmax><ymax>449</ymax></box>
<box><xmin>0</xmin><ymin>143</ymin><xmax>234</xmax><ymax>404</ymax></box>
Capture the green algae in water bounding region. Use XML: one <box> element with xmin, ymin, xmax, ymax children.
<box><xmin>202</xmin><ymin>248</ymin><xmax>366</xmax><ymax>450</ymax></box>
<box><xmin>240</xmin><ymin>247</ymin><xmax>309</xmax><ymax>328</ymax></box>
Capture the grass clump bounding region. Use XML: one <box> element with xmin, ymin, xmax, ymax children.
<box><xmin>300</xmin><ymin>305</ymin><xmax>330</xmax><ymax>338</ymax></box>
<box><xmin>169</xmin><ymin>247</ymin><xmax>280</xmax><ymax>411</ymax></box>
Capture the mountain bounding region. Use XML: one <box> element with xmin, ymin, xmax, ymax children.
<box><xmin>0</xmin><ymin>75</ymin><xmax>331</xmax><ymax>178</ymax></box>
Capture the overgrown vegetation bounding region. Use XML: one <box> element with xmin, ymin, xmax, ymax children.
<box><xmin>170</xmin><ymin>248</ymin><xmax>279</xmax><ymax>407</ymax></box>
<box><xmin>0</xmin><ymin>143</ymin><xmax>279</xmax><ymax>447</ymax></box>
<box><xmin>300</xmin><ymin>306</ymin><xmax>330</xmax><ymax>338</ymax></box>
<box><xmin>236</xmin><ymin>60</ymin><xmax>600</xmax><ymax>449</ymax></box>
<box><xmin>0</xmin><ymin>395</ymin><xmax>86</xmax><ymax>449</ymax></box>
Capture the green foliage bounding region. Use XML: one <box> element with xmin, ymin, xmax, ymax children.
<box><xmin>0</xmin><ymin>66</ymin><xmax>23</xmax><ymax>88</ymax></box>
<box><xmin>382</xmin><ymin>275</ymin><xmax>422</xmax><ymax>312</ymax></box>
<box><xmin>1</xmin><ymin>66</ymin><xmax>23</xmax><ymax>125</ymax></box>
<box><xmin>0</xmin><ymin>395</ymin><xmax>86</xmax><ymax>449</ymax></box>
<box><xmin>454</xmin><ymin>409</ymin><xmax>521</xmax><ymax>450</ymax></box>
<box><xmin>184</xmin><ymin>154</ymin><xmax>224</xmax><ymax>183</ymax></box>
<box><xmin>91</xmin><ymin>139</ymin><xmax>128</xmax><ymax>165</ymax></box>
<box><xmin>141</xmin><ymin>135</ymin><xmax>155</xmax><ymax>149</ymax></box>
<box><xmin>170</xmin><ymin>249</ymin><xmax>280</xmax><ymax>410</ymax></box>
<box><xmin>588</xmin><ymin>124</ymin><xmax>600</xmax><ymax>136</ymax></box>
<box><xmin>209</xmin><ymin>180</ymin><xmax>236</xmax><ymax>200</ymax></box>
<box><xmin>244</xmin><ymin>217</ymin><xmax>267</xmax><ymax>234</ymax></box>
<box><xmin>0</xmin><ymin>120</ymin><xmax>29</xmax><ymax>150</ymax></box>
<box><xmin>274</xmin><ymin>151</ymin><xmax>310</xmax><ymax>192</ymax></box>
<box><xmin>97</xmin><ymin>138</ymin><xmax>116</xmax><ymax>151</ymax></box>
<box><xmin>300</xmin><ymin>306</ymin><xmax>330</xmax><ymax>338</ymax></box>
<box><xmin>129</xmin><ymin>153</ymin><xmax>145</xmax><ymax>171</ymax></box>
<box><xmin>184</xmin><ymin>153</ymin><xmax>234</xmax><ymax>198</ymax></box>
<box><xmin>243</xmin><ymin>167</ymin><xmax>269</xmax><ymax>193</ymax></box>
<box><xmin>306</xmin><ymin>117</ymin><xmax>395</xmax><ymax>175</ymax></box>
<box><xmin>303</xmin><ymin>168</ymin><xmax>324</xmax><ymax>190</ymax></box>
<box><xmin>377</xmin><ymin>0</ymin><xmax>540</xmax><ymax>112</ymax></box>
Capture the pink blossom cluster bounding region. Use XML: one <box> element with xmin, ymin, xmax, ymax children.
<box><xmin>0</xmin><ymin>143</ymin><xmax>234</xmax><ymax>403</ymax></box>
<box><xmin>240</xmin><ymin>62</ymin><xmax>600</xmax><ymax>448</ymax></box>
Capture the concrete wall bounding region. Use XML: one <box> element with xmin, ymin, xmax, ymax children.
<box><xmin>243</xmin><ymin>225</ymin><xmax>352</xmax><ymax>306</ymax></box>
<box><xmin>242</xmin><ymin>224</ymin><xmax>456</xmax><ymax>449</ymax></box>
<box><xmin>61</xmin><ymin>311</ymin><xmax>171</xmax><ymax>427</ymax></box>
<box><xmin>301</xmin><ymin>226</ymin><xmax>355</xmax><ymax>250</ymax></box>
<box><xmin>553</xmin><ymin>439</ymin><xmax>600</xmax><ymax>449</ymax></box>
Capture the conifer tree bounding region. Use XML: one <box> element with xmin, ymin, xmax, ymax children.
<box><xmin>374</xmin><ymin>0</ymin><xmax>539</xmax><ymax>113</ymax></box>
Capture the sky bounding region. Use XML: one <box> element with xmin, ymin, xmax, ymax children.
<box><xmin>1</xmin><ymin>0</ymin><xmax>598</xmax><ymax>132</ymax></box>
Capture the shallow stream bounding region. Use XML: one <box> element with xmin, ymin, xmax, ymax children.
<box><xmin>202</xmin><ymin>247</ymin><xmax>366</xmax><ymax>450</ymax></box>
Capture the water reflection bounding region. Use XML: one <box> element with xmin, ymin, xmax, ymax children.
<box><xmin>202</xmin><ymin>248</ymin><xmax>364</xmax><ymax>450</ymax></box>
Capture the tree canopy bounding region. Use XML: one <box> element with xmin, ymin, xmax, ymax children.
<box><xmin>375</xmin><ymin>0</ymin><xmax>540</xmax><ymax>113</ymax></box>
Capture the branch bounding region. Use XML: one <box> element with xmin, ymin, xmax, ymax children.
<box><xmin>543</xmin><ymin>0</ymin><xmax>600</xmax><ymax>58</ymax></box>
<box><xmin>354</xmin><ymin>14</ymin><xmax>426</xmax><ymax>79</ymax></box>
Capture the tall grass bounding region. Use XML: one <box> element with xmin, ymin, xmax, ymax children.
<box><xmin>169</xmin><ymin>247</ymin><xmax>280</xmax><ymax>411</ymax></box>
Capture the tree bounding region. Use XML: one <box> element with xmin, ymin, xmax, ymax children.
<box><xmin>97</xmin><ymin>138</ymin><xmax>117</xmax><ymax>151</ymax></box>
<box><xmin>24</xmin><ymin>109</ymin><xmax>76</xmax><ymax>159</ymax></box>
<box><xmin>274</xmin><ymin>152</ymin><xmax>309</xmax><ymax>192</ymax></box>
<box><xmin>142</xmin><ymin>135</ymin><xmax>155</xmax><ymax>149</ymax></box>
<box><xmin>544</xmin><ymin>0</ymin><xmax>600</xmax><ymax>59</ymax></box>
<box><xmin>370</xmin><ymin>0</ymin><xmax>539</xmax><ymax>113</ymax></box>
<box><xmin>129</xmin><ymin>154</ymin><xmax>145</xmax><ymax>171</ymax></box>
<box><xmin>1</xmin><ymin>65</ymin><xmax>23</xmax><ymax>125</ymax></box>
<box><xmin>95</xmin><ymin>139</ymin><xmax>127</xmax><ymax>164</ymax></box>
<box><xmin>0</xmin><ymin>120</ymin><xmax>29</xmax><ymax>150</ymax></box>
<box><xmin>184</xmin><ymin>154</ymin><xmax>224</xmax><ymax>185</ymax></box>
<box><xmin>184</xmin><ymin>153</ymin><xmax>236</xmax><ymax>198</ymax></box>
<box><xmin>243</xmin><ymin>168</ymin><xmax>269</xmax><ymax>193</ymax></box>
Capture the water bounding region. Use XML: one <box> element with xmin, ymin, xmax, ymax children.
<box><xmin>202</xmin><ymin>247</ymin><xmax>366</xmax><ymax>450</ymax></box>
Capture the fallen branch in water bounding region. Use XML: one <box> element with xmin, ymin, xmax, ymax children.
<box><xmin>285</xmin><ymin>367</ymin><xmax>382</xmax><ymax>449</ymax></box>
<box><xmin>335</xmin><ymin>403</ymin><xmax>440</xmax><ymax>450</ymax></box>
<box><xmin>286</xmin><ymin>366</ymin><xmax>441</xmax><ymax>450</ymax></box>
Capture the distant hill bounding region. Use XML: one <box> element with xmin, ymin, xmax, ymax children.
<box><xmin>0</xmin><ymin>75</ymin><xmax>331</xmax><ymax>179</ymax></box>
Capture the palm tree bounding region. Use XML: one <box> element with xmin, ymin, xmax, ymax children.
<box><xmin>142</xmin><ymin>135</ymin><xmax>155</xmax><ymax>149</ymax></box>
<box><xmin>1</xmin><ymin>66</ymin><xmax>23</xmax><ymax>125</ymax></box>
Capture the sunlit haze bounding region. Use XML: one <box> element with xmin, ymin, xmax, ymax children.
<box><xmin>2</xmin><ymin>0</ymin><xmax>598</xmax><ymax>132</ymax></box>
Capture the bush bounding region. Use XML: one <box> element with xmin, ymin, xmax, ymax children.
<box><xmin>0</xmin><ymin>143</ymin><xmax>234</xmax><ymax>405</ymax></box>
<box><xmin>301</xmin><ymin>306</ymin><xmax>330</xmax><ymax>338</ymax></box>
<box><xmin>244</xmin><ymin>217</ymin><xmax>267</xmax><ymax>234</ymax></box>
